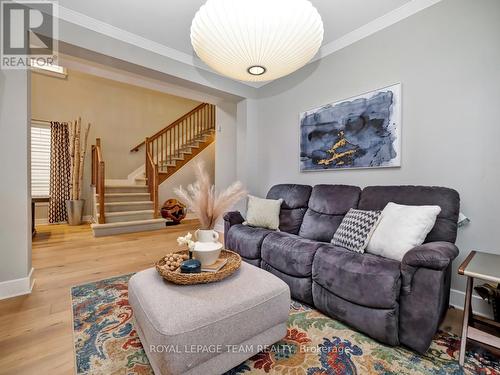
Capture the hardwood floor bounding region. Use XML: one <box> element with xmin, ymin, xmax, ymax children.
<box><xmin>0</xmin><ymin>221</ymin><xmax>199</xmax><ymax>375</ymax></box>
<box><xmin>0</xmin><ymin>223</ymin><xmax>480</xmax><ymax>375</ymax></box>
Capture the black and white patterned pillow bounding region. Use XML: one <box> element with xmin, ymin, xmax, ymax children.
<box><xmin>332</xmin><ymin>209</ymin><xmax>382</xmax><ymax>253</ymax></box>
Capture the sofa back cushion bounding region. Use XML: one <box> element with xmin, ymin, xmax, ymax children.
<box><xmin>267</xmin><ymin>184</ymin><xmax>312</xmax><ymax>234</ymax></box>
<box><xmin>358</xmin><ymin>186</ymin><xmax>460</xmax><ymax>243</ymax></box>
<box><xmin>299</xmin><ymin>185</ymin><xmax>361</xmax><ymax>242</ymax></box>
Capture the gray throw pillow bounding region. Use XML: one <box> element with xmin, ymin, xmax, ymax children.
<box><xmin>332</xmin><ymin>209</ymin><xmax>382</xmax><ymax>253</ymax></box>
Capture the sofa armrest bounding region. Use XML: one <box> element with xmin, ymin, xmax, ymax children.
<box><xmin>401</xmin><ymin>241</ymin><xmax>459</xmax><ymax>294</ymax></box>
<box><xmin>402</xmin><ymin>242</ymin><xmax>459</xmax><ymax>270</ymax></box>
<box><xmin>223</xmin><ymin>211</ymin><xmax>245</xmax><ymax>227</ymax></box>
<box><xmin>223</xmin><ymin>211</ymin><xmax>245</xmax><ymax>245</ymax></box>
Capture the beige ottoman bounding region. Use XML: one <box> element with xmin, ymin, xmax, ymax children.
<box><xmin>129</xmin><ymin>262</ymin><xmax>290</xmax><ymax>375</ymax></box>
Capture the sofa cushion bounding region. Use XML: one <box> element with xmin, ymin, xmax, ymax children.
<box><xmin>312</xmin><ymin>245</ymin><xmax>401</xmax><ymax>309</ymax></box>
<box><xmin>261</xmin><ymin>232</ymin><xmax>322</xmax><ymax>277</ymax></box>
<box><xmin>358</xmin><ymin>185</ymin><xmax>460</xmax><ymax>243</ymax></box>
<box><xmin>299</xmin><ymin>185</ymin><xmax>361</xmax><ymax>242</ymax></box>
<box><xmin>267</xmin><ymin>184</ymin><xmax>312</xmax><ymax>234</ymax></box>
<box><xmin>312</xmin><ymin>282</ymin><xmax>399</xmax><ymax>346</ymax></box>
<box><xmin>225</xmin><ymin>224</ymin><xmax>272</xmax><ymax>260</ymax></box>
<box><xmin>262</xmin><ymin>261</ymin><xmax>313</xmax><ymax>305</ymax></box>
<box><xmin>241</xmin><ymin>257</ymin><xmax>261</xmax><ymax>268</ymax></box>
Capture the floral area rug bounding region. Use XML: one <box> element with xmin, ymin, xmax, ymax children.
<box><xmin>71</xmin><ymin>273</ymin><xmax>500</xmax><ymax>375</ymax></box>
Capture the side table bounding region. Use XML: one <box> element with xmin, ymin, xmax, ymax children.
<box><xmin>458</xmin><ymin>250</ymin><xmax>500</xmax><ymax>366</ymax></box>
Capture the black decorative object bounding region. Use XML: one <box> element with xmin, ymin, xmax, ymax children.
<box><xmin>180</xmin><ymin>259</ymin><xmax>201</xmax><ymax>274</ymax></box>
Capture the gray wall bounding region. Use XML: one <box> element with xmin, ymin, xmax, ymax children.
<box><xmin>31</xmin><ymin>68</ymin><xmax>206</xmax><ymax>218</ymax></box>
<box><xmin>253</xmin><ymin>0</ymin><xmax>500</xmax><ymax>303</ymax></box>
<box><xmin>0</xmin><ymin>70</ymin><xmax>32</xmax><ymax>284</ymax></box>
<box><xmin>214</xmin><ymin>102</ymin><xmax>239</xmax><ymax>230</ymax></box>
<box><xmin>159</xmin><ymin>143</ymin><xmax>216</xmax><ymax>206</ymax></box>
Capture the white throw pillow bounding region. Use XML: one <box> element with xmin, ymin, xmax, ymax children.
<box><xmin>244</xmin><ymin>195</ymin><xmax>283</xmax><ymax>230</ymax></box>
<box><xmin>366</xmin><ymin>202</ymin><xmax>441</xmax><ymax>261</ymax></box>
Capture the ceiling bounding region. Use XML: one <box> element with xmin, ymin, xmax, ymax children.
<box><xmin>58</xmin><ymin>0</ymin><xmax>411</xmax><ymax>56</ymax></box>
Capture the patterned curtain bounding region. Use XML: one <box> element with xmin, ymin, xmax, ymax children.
<box><xmin>48</xmin><ymin>122</ymin><xmax>71</xmax><ymax>223</ymax></box>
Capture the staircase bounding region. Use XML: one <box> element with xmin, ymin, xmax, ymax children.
<box><xmin>90</xmin><ymin>103</ymin><xmax>216</xmax><ymax>237</ymax></box>
<box><xmin>134</xmin><ymin>129</ymin><xmax>215</xmax><ymax>184</ymax></box>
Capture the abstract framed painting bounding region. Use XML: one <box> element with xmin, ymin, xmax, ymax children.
<box><xmin>300</xmin><ymin>83</ymin><xmax>401</xmax><ymax>172</ymax></box>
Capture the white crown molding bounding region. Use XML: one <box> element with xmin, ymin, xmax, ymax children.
<box><xmin>59</xmin><ymin>53</ymin><xmax>223</xmax><ymax>104</ymax></box>
<box><xmin>56</xmin><ymin>0</ymin><xmax>443</xmax><ymax>89</ymax></box>
<box><xmin>0</xmin><ymin>268</ymin><xmax>35</xmax><ymax>300</ymax></box>
<box><xmin>57</xmin><ymin>6</ymin><xmax>262</xmax><ymax>88</ymax></box>
<box><xmin>58</xmin><ymin>6</ymin><xmax>201</xmax><ymax>69</ymax></box>
<box><xmin>311</xmin><ymin>0</ymin><xmax>444</xmax><ymax>64</ymax></box>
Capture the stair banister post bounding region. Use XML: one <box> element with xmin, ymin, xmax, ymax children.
<box><xmin>153</xmin><ymin>164</ymin><xmax>159</xmax><ymax>219</ymax></box>
<box><xmin>145</xmin><ymin>137</ymin><xmax>149</xmax><ymax>192</ymax></box>
<box><xmin>98</xmin><ymin>161</ymin><xmax>105</xmax><ymax>224</ymax></box>
<box><xmin>91</xmin><ymin>145</ymin><xmax>95</xmax><ymax>187</ymax></box>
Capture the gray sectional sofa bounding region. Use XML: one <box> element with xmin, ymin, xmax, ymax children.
<box><xmin>223</xmin><ymin>184</ymin><xmax>460</xmax><ymax>353</ymax></box>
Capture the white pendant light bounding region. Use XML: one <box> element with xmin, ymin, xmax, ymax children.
<box><xmin>191</xmin><ymin>0</ymin><xmax>324</xmax><ymax>82</ymax></box>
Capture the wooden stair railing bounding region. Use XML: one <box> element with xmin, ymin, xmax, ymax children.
<box><xmin>137</xmin><ymin>103</ymin><xmax>216</xmax><ymax>217</ymax></box>
<box><xmin>145</xmin><ymin>141</ymin><xmax>159</xmax><ymax>219</ymax></box>
<box><xmin>91</xmin><ymin>138</ymin><xmax>105</xmax><ymax>224</ymax></box>
<box><xmin>130</xmin><ymin>103</ymin><xmax>212</xmax><ymax>153</ymax></box>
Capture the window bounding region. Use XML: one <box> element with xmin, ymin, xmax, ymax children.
<box><xmin>31</xmin><ymin>123</ymin><xmax>51</xmax><ymax>197</ymax></box>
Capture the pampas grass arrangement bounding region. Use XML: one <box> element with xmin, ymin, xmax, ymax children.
<box><xmin>175</xmin><ymin>162</ymin><xmax>247</xmax><ymax>230</ymax></box>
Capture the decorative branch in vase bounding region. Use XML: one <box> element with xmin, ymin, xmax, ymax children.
<box><xmin>66</xmin><ymin>117</ymin><xmax>91</xmax><ymax>225</ymax></box>
<box><xmin>175</xmin><ymin>162</ymin><xmax>247</xmax><ymax>243</ymax></box>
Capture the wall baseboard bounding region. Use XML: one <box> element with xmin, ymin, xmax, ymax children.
<box><xmin>0</xmin><ymin>268</ymin><xmax>35</xmax><ymax>300</ymax></box>
<box><xmin>449</xmin><ymin>288</ymin><xmax>493</xmax><ymax>319</ymax></box>
<box><xmin>185</xmin><ymin>212</ymin><xmax>198</xmax><ymax>221</ymax></box>
<box><xmin>35</xmin><ymin>215</ymin><xmax>93</xmax><ymax>226</ymax></box>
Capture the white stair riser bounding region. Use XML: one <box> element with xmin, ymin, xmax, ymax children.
<box><xmin>98</xmin><ymin>202</ymin><xmax>153</xmax><ymax>212</ymax></box>
<box><xmin>92</xmin><ymin>221</ymin><xmax>166</xmax><ymax>237</ymax></box>
<box><xmin>105</xmin><ymin>186</ymin><xmax>149</xmax><ymax>194</ymax></box>
<box><xmin>99</xmin><ymin>212</ymin><xmax>154</xmax><ymax>223</ymax></box>
<box><xmin>159</xmin><ymin>161</ymin><xmax>176</xmax><ymax>166</ymax></box>
<box><xmin>102</xmin><ymin>194</ymin><xmax>151</xmax><ymax>203</ymax></box>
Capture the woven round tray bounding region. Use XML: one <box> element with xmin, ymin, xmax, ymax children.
<box><xmin>155</xmin><ymin>249</ymin><xmax>241</xmax><ymax>285</ymax></box>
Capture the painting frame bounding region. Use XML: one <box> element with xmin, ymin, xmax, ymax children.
<box><xmin>299</xmin><ymin>83</ymin><xmax>402</xmax><ymax>172</ymax></box>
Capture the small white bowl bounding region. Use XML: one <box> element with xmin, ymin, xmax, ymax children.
<box><xmin>192</xmin><ymin>241</ymin><xmax>223</xmax><ymax>266</ymax></box>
